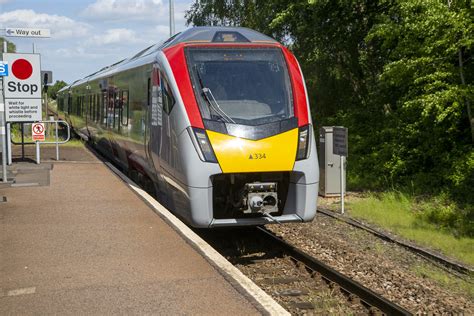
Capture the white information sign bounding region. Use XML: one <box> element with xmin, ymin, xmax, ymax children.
<box><xmin>5</xmin><ymin>98</ymin><xmax>42</xmax><ymax>121</ymax></box>
<box><xmin>6</xmin><ymin>28</ymin><xmax>51</xmax><ymax>38</ymax></box>
<box><xmin>2</xmin><ymin>53</ymin><xmax>42</xmax><ymax>122</ymax></box>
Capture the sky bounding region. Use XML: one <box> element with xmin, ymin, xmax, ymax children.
<box><xmin>0</xmin><ymin>0</ymin><xmax>195</xmax><ymax>83</ymax></box>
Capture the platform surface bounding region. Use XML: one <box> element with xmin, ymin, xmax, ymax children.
<box><xmin>0</xmin><ymin>146</ymin><xmax>259</xmax><ymax>315</ymax></box>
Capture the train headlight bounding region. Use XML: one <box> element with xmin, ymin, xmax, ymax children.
<box><xmin>296</xmin><ymin>125</ymin><xmax>311</xmax><ymax>160</ymax></box>
<box><xmin>188</xmin><ymin>127</ymin><xmax>218</xmax><ymax>163</ymax></box>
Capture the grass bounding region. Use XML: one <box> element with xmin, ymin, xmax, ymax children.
<box><xmin>413</xmin><ymin>264</ymin><xmax>474</xmax><ymax>299</ymax></box>
<box><xmin>41</xmin><ymin>138</ymin><xmax>85</xmax><ymax>147</ymax></box>
<box><xmin>346</xmin><ymin>192</ymin><xmax>474</xmax><ymax>266</ymax></box>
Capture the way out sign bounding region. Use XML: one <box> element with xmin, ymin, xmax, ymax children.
<box><xmin>32</xmin><ymin>123</ymin><xmax>45</xmax><ymax>141</ymax></box>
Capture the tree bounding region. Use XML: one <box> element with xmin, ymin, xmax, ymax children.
<box><xmin>47</xmin><ymin>80</ymin><xmax>68</xmax><ymax>100</ymax></box>
<box><xmin>185</xmin><ymin>0</ymin><xmax>474</xmax><ymax>205</ymax></box>
<box><xmin>0</xmin><ymin>37</ymin><xmax>16</xmax><ymax>53</ymax></box>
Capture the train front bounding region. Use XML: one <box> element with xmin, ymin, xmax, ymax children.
<box><xmin>166</xmin><ymin>28</ymin><xmax>319</xmax><ymax>227</ymax></box>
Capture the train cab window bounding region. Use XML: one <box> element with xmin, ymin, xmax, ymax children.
<box><xmin>161</xmin><ymin>76</ymin><xmax>175</xmax><ymax>114</ymax></box>
<box><xmin>186</xmin><ymin>47</ymin><xmax>294</xmax><ymax>126</ymax></box>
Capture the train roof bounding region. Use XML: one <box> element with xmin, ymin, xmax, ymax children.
<box><xmin>163</xmin><ymin>26</ymin><xmax>277</xmax><ymax>47</ymax></box>
<box><xmin>62</xmin><ymin>27</ymin><xmax>278</xmax><ymax>90</ymax></box>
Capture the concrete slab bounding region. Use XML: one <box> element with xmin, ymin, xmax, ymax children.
<box><xmin>0</xmin><ymin>151</ymin><xmax>260</xmax><ymax>315</ymax></box>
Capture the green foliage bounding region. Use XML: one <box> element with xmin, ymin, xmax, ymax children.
<box><xmin>47</xmin><ymin>80</ymin><xmax>68</xmax><ymax>100</ymax></box>
<box><xmin>0</xmin><ymin>37</ymin><xmax>16</xmax><ymax>53</ymax></box>
<box><xmin>416</xmin><ymin>193</ymin><xmax>474</xmax><ymax>237</ymax></box>
<box><xmin>186</xmin><ymin>0</ymin><xmax>474</xmax><ymax>234</ymax></box>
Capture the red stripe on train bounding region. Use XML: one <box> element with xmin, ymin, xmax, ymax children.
<box><xmin>164</xmin><ymin>43</ymin><xmax>204</xmax><ymax>129</ymax></box>
<box><xmin>281</xmin><ymin>47</ymin><xmax>309</xmax><ymax>126</ymax></box>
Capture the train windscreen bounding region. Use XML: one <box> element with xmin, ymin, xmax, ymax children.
<box><xmin>186</xmin><ymin>47</ymin><xmax>294</xmax><ymax>126</ymax></box>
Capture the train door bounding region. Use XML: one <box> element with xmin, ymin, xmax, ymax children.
<box><xmin>147</xmin><ymin>64</ymin><xmax>169</xmax><ymax>203</ymax></box>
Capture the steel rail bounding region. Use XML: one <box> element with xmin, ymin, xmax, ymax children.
<box><xmin>317</xmin><ymin>207</ymin><xmax>473</xmax><ymax>276</ymax></box>
<box><xmin>257</xmin><ymin>226</ymin><xmax>412</xmax><ymax>316</ymax></box>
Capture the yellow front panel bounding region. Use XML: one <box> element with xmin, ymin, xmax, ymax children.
<box><xmin>207</xmin><ymin>129</ymin><xmax>298</xmax><ymax>173</ymax></box>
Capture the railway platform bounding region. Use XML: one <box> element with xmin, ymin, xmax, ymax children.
<box><xmin>0</xmin><ymin>144</ymin><xmax>285</xmax><ymax>314</ymax></box>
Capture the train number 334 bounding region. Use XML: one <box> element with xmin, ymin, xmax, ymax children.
<box><xmin>249</xmin><ymin>153</ymin><xmax>266</xmax><ymax>160</ymax></box>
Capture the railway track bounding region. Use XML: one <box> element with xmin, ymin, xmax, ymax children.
<box><xmin>317</xmin><ymin>207</ymin><xmax>473</xmax><ymax>277</ymax></box>
<box><xmin>199</xmin><ymin>226</ymin><xmax>411</xmax><ymax>315</ymax></box>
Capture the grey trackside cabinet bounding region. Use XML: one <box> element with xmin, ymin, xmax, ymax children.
<box><xmin>319</xmin><ymin>126</ymin><xmax>346</xmax><ymax>196</ymax></box>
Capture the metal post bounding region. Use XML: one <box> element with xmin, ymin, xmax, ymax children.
<box><xmin>169</xmin><ymin>0</ymin><xmax>175</xmax><ymax>37</ymax></box>
<box><xmin>1</xmin><ymin>75</ymin><xmax>6</xmax><ymax>182</ymax></box>
<box><xmin>21</xmin><ymin>123</ymin><xmax>25</xmax><ymax>160</ymax></box>
<box><xmin>55</xmin><ymin>121</ymin><xmax>59</xmax><ymax>161</ymax></box>
<box><xmin>32</xmin><ymin>42</ymin><xmax>35</xmax><ymax>53</ymax></box>
<box><xmin>340</xmin><ymin>155</ymin><xmax>345</xmax><ymax>214</ymax></box>
<box><xmin>6</xmin><ymin>122</ymin><xmax>11</xmax><ymax>164</ymax></box>
<box><xmin>1</xmin><ymin>122</ymin><xmax>5</xmax><ymax>182</ymax></box>
<box><xmin>36</xmin><ymin>141</ymin><xmax>40</xmax><ymax>164</ymax></box>
<box><xmin>1</xmin><ymin>43</ymin><xmax>7</xmax><ymax>182</ymax></box>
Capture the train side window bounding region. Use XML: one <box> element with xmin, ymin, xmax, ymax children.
<box><xmin>147</xmin><ymin>77</ymin><xmax>151</xmax><ymax>106</ymax></box>
<box><xmin>112</xmin><ymin>90</ymin><xmax>117</xmax><ymax>129</ymax></box>
<box><xmin>67</xmin><ymin>95</ymin><xmax>72</xmax><ymax>114</ymax></box>
<box><xmin>88</xmin><ymin>94</ymin><xmax>93</xmax><ymax>121</ymax></box>
<box><xmin>76</xmin><ymin>96</ymin><xmax>80</xmax><ymax>116</ymax></box>
<box><xmin>103</xmin><ymin>91</ymin><xmax>109</xmax><ymax>127</ymax></box>
<box><xmin>120</xmin><ymin>90</ymin><xmax>129</xmax><ymax>126</ymax></box>
<box><xmin>161</xmin><ymin>76</ymin><xmax>175</xmax><ymax>114</ymax></box>
<box><xmin>92</xmin><ymin>94</ymin><xmax>96</xmax><ymax>122</ymax></box>
<box><xmin>96</xmin><ymin>94</ymin><xmax>101</xmax><ymax>122</ymax></box>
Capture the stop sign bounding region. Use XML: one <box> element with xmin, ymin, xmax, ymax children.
<box><xmin>3</xmin><ymin>53</ymin><xmax>41</xmax><ymax>99</ymax></box>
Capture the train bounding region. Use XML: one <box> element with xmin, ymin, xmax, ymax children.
<box><xmin>57</xmin><ymin>27</ymin><xmax>319</xmax><ymax>228</ymax></box>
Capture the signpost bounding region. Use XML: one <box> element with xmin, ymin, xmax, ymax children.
<box><xmin>333</xmin><ymin>127</ymin><xmax>348</xmax><ymax>214</ymax></box>
<box><xmin>0</xmin><ymin>61</ymin><xmax>6</xmax><ymax>182</ymax></box>
<box><xmin>1</xmin><ymin>27</ymin><xmax>51</xmax><ymax>178</ymax></box>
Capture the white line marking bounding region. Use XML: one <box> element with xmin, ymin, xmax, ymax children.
<box><xmin>104</xmin><ymin>162</ymin><xmax>290</xmax><ymax>316</ymax></box>
<box><xmin>7</xmin><ymin>287</ymin><xmax>36</xmax><ymax>297</ymax></box>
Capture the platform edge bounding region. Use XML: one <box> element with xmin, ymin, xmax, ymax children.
<box><xmin>103</xmin><ymin>161</ymin><xmax>290</xmax><ymax>316</ymax></box>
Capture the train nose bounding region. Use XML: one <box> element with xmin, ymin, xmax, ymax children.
<box><xmin>206</xmin><ymin>128</ymin><xmax>299</xmax><ymax>173</ymax></box>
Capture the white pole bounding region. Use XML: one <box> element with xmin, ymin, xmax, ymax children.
<box><xmin>7</xmin><ymin>122</ymin><xmax>11</xmax><ymax>164</ymax></box>
<box><xmin>340</xmin><ymin>155</ymin><xmax>345</xmax><ymax>214</ymax></box>
<box><xmin>1</xmin><ymin>46</ymin><xmax>7</xmax><ymax>182</ymax></box>
<box><xmin>36</xmin><ymin>141</ymin><xmax>40</xmax><ymax>164</ymax></box>
<box><xmin>55</xmin><ymin>121</ymin><xmax>59</xmax><ymax>161</ymax></box>
<box><xmin>0</xmin><ymin>6</ymin><xmax>7</xmax><ymax>182</ymax></box>
<box><xmin>1</xmin><ymin>78</ymin><xmax>6</xmax><ymax>183</ymax></box>
<box><xmin>169</xmin><ymin>0</ymin><xmax>175</xmax><ymax>37</ymax></box>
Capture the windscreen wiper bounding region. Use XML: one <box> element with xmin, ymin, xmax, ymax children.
<box><xmin>194</xmin><ymin>66</ymin><xmax>235</xmax><ymax>124</ymax></box>
<box><xmin>202</xmin><ymin>87</ymin><xmax>235</xmax><ymax>124</ymax></box>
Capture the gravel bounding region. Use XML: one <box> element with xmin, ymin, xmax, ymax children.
<box><xmin>266</xmin><ymin>210</ymin><xmax>474</xmax><ymax>314</ymax></box>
